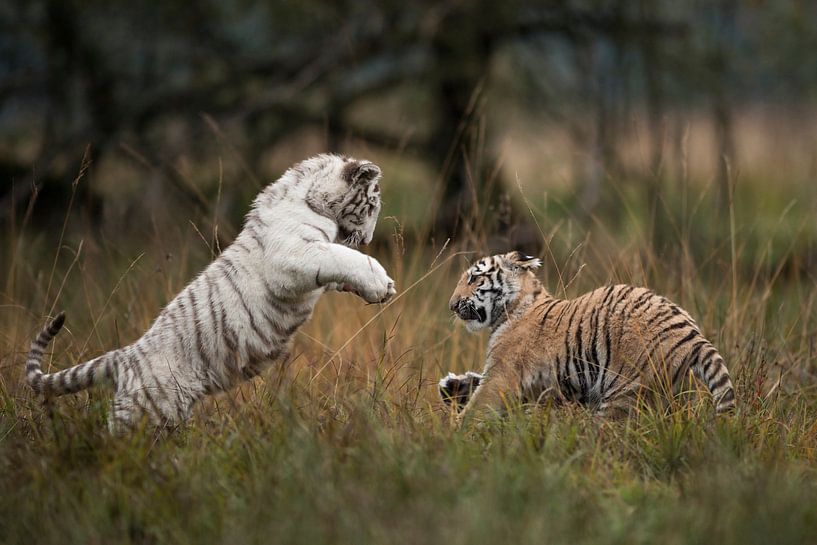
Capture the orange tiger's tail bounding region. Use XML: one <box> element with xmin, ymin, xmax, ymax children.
<box><xmin>693</xmin><ymin>344</ymin><xmax>735</xmax><ymax>414</ymax></box>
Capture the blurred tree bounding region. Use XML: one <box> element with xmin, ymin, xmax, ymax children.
<box><xmin>0</xmin><ymin>0</ymin><xmax>815</xmax><ymax>240</ymax></box>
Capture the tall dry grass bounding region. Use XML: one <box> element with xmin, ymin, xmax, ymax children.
<box><xmin>0</xmin><ymin>143</ymin><xmax>816</xmax><ymax>544</ymax></box>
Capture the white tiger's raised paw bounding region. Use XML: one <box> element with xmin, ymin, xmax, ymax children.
<box><xmin>355</xmin><ymin>259</ymin><xmax>396</xmax><ymax>304</ymax></box>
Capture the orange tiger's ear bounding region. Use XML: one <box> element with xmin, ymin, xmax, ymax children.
<box><xmin>502</xmin><ymin>251</ymin><xmax>542</xmax><ymax>271</ymax></box>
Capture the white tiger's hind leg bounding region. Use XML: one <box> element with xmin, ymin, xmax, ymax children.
<box><xmin>109</xmin><ymin>392</ymin><xmax>139</xmax><ymax>434</ymax></box>
<box><xmin>108</xmin><ymin>376</ymin><xmax>192</xmax><ymax>433</ymax></box>
<box><xmin>109</xmin><ymin>391</ymin><xmax>190</xmax><ymax>433</ymax></box>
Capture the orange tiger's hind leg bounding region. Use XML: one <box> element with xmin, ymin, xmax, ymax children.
<box><xmin>691</xmin><ymin>345</ymin><xmax>736</xmax><ymax>414</ymax></box>
<box><xmin>596</xmin><ymin>383</ymin><xmax>646</xmax><ymax>419</ymax></box>
<box><xmin>596</xmin><ymin>397</ymin><xmax>634</xmax><ymax>419</ymax></box>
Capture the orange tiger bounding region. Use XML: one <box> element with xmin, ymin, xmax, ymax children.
<box><xmin>439</xmin><ymin>252</ymin><xmax>735</xmax><ymax>421</ymax></box>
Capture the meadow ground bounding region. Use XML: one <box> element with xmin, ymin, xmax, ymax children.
<box><xmin>1</xmin><ymin>164</ymin><xmax>816</xmax><ymax>545</ymax></box>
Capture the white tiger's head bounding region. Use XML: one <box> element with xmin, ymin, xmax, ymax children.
<box><xmin>449</xmin><ymin>251</ymin><xmax>542</xmax><ymax>332</ymax></box>
<box><xmin>298</xmin><ymin>154</ymin><xmax>383</xmax><ymax>247</ymax></box>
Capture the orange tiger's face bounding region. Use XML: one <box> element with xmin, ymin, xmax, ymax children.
<box><xmin>449</xmin><ymin>252</ymin><xmax>542</xmax><ymax>332</ymax></box>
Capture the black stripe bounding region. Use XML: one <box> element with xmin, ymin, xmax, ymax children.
<box><xmin>663</xmin><ymin>329</ymin><xmax>699</xmax><ymax>363</ymax></box>
<box><xmin>587</xmin><ymin>313</ymin><xmax>601</xmax><ymax>389</ymax></box>
<box><xmin>603</xmin><ymin>286</ymin><xmax>637</xmax><ymax>394</ymax></box>
<box><xmin>647</xmin><ymin>307</ymin><xmax>682</xmax><ymax>331</ymax></box>
<box><xmin>555</xmin><ymin>355</ymin><xmax>565</xmax><ymax>389</ymax></box>
<box><xmin>188</xmin><ymin>288</ymin><xmax>212</xmax><ymax>370</ymax></box>
<box><xmin>574</xmin><ymin>318</ymin><xmax>584</xmax><ymax>379</ymax></box>
<box><xmin>262</xmin><ymin>279</ymin><xmax>292</xmax><ymax>315</ymax></box>
<box><xmin>232</xmin><ymin>240</ymin><xmax>252</xmax><ymax>255</ymax></box>
<box><xmin>670</xmin><ymin>359</ymin><xmax>690</xmax><ymax>388</ymax></box>
<box><xmin>203</xmin><ymin>274</ymin><xmax>221</xmax><ymax>360</ymax></box>
<box><xmin>79</xmin><ymin>361</ymin><xmax>97</xmax><ymax>390</ymax></box>
<box><xmin>600</xmin><ymin>285</ymin><xmax>618</xmax><ymax>306</ymax></box>
<box><xmin>657</xmin><ymin>320</ymin><xmax>693</xmax><ymax>340</ymax></box>
<box><xmin>710</xmin><ymin>372</ymin><xmax>731</xmax><ymax>391</ymax></box>
<box><xmin>700</xmin><ymin>347</ymin><xmax>718</xmax><ymax>378</ymax></box>
<box><xmin>129</xmin><ymin>347</ymin><xmax>164</xmax><ymax>421</ymax></box>
<box><xmin>220</xmin><ymin>306</ymin><xmax>239</xmax><ymax>357</ymax></box>
<box><xmin>106</xmin><ymin>352</ymin><xmax>118</xmax><ymax>382</ymax></box>
<box><xmin>247</xmin><ymin>225</ymin><xmax>267</xmax><ymax>248</ymax></box>
<box><xmin>258</xmin><ymin>307</ymin><xmax>290</xmax><ymax>340</ymax></box>
<box><xmin>587</xmin><ymin>289</ymin><xmax>611</xmax><ymax>390</ymax></box>
<box><xmin>612</xmin><ymin>285</ymin><xmax>636</xmax><ymax>308</ymax></box>
<box><xmin>54</xmin><ymin>367</ymin><xmax>70</xmax><ymax>393</ymax></box>
<box><xmin>674</xmin><ymin>340</ymin><xmax>706</xmax><ymax>385</ymax></box>
<box><xmin>618</xmin><ymin>288</ymin><xmax>646</xmax><ymax>320</ymax></box>
<box><xmin>219</xmin><ymin>262</ymin><xmax>268</xmax><ymax>344</ymax></box>
<box><xmin>176</xmin><ymin>295</ymin><xmax>192</xmax><ymax>345</ymax></box>
<box><xmin>580</xmin><ymin>312</ymin><xmax>594</xmax><ymax>398</ymax></box>
<box><xmin>167</xmin><ymin>310</ymin><xmax>188</xmax><ymax>359</ymax></box>
<box><xmin>45</xmin><ymin>373</ymin><xmax>58</xmax><ymax>392</ymax></box>
<box><xmin>67</xmin><ymin>364</ymin><xmax>84</xmax><ymax>393</ymax></box>
<box><xmin>553</xmin><ymin>301</ymin><xmax>575</xmax><ymax>331</ymax></box>
<box><xmin>118</xmin><ymin>362</ymin><xmax>135</xmax><ymax>394</ymax></box>
<box><xmin>537</xmin><ymin>300</ymin><xmax>560</xmax><ymax>327</ymax></box>
<box><xmin>561</xmin><ymin>301</ymin><xmax>582</xmax><ymax>382</ymax></box>
<box><xmin>598</xmin><ymin>300</ymin><xmax>614</xmax><ymax>396</ymax></box>
<box><xmin>30</xmin><ymin>375</ymin><xmax>42</xmax><ymax>392</ymax></box>
<box><xmin>628</xmin><ymin>290</ymin><xmax>655</xmax><ymax>316</ymax></box>
<box><xmin>570</xmin><ymin>297</ymin><xmax>592</xmax><ymax>400</ymax></box>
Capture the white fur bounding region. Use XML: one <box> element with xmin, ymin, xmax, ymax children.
<box><xmin>26</xmin><ymin>154</ymin><xmax>396</xmax><ymax>432</ymax></box>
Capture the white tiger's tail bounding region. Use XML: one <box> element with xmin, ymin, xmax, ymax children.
<box><xmin>26</xmin><ymin>313</ymin><xmax>114</xmax><ymax>397</ymax></box>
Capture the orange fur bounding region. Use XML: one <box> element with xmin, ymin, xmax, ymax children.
<box><xmin>444</xmin><ymin>252</ymin><xmax>735</xmax><ymax>423</ymax></box>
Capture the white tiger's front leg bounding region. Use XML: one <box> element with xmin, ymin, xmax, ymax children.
<box><xmin>308</xmin><ymin>243</ymin><xmax>396</xmax><ymax>303</ymax></box>
<box><xmin>322</xmin><ymin>281</ymin><xmax>346</xmax><ymax>292</ymax></box>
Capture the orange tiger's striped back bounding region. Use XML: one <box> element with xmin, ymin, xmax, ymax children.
<box><xmin>444</xmin><ymin>253</ymin><xmax>736</xmax><ymax>420</ymax></box>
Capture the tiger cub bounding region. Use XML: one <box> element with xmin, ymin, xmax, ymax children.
<box><xmin>26</xmin><ymin>154</ymin><xmax>396</xmax><ymax>432</ymax></box>
<box><xmin>440</xmin><ymin>251</ymin><xmax>735</xmax><ymax>420</ymax></box>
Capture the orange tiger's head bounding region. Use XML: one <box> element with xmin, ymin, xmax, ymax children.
<box><xmin>449</xmin><ymin>251</ymin><xmax>542</xmax><ymax>332</ymax></box>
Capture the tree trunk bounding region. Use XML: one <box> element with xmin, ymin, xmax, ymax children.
<box><xmin>427</xmin><ymin>2</ymin><xmax>507</xmax><ymax>241</ymax></box>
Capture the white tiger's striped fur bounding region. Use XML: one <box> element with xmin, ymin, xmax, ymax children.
<box><xmin>26</xmin><ymin>154</ymin><xmax>396</xmax><ymax>432</ymax></box>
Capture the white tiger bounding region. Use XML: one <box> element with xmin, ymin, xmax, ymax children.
<box><xmin>26</xmin><ymin>154</ymin><xmax>396</xmax><ymax>432</ymax></box>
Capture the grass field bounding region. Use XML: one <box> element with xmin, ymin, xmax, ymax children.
<box><xmin>1</xmin><ymin>159</ymin><xmax>816</xmax><ymax>544</ymax></box>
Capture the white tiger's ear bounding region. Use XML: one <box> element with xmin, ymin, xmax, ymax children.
<box><xmin>347</xmin><ymin>162</ymin><xmax>381</xmax><ymax>185</ymax></box>
<box><xmin>502</xmin><ymin>251</ymin><xmax>542</xmax><ymax>271</ymax></box>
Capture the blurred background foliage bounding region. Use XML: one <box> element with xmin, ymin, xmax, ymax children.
<box><xmin>1</xmin><ymin>0</ymin><xmax>815</xmax><ymax>271</ymax></box>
